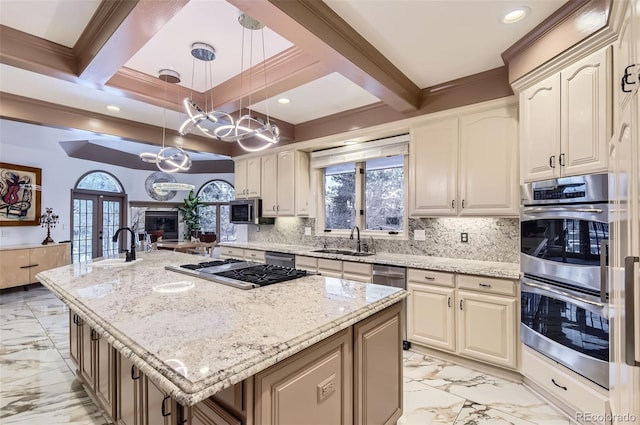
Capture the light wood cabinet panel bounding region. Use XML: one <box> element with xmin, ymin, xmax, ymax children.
<box><xmin>79</xmin><ymin>321</ymin><xmax>95</xmax><ymax>390</ymax></box>
<box><xmin>560</xmin><ymin>47</ymin><xmax>610</xmax><ymax>176</ymax></box>
<box><xmin>69</xmin><ymin>311</ymin><xmax>81</xmax><ymax>367</ymax></box>
<box><xmin>407</xmin><ymin>283</ymin><xmax>455</xmax><ymax>352</ymax></box>
<box><xmin>456</xmin><ymin>290</ymin><xmax>517</xmax><ymax>369</ymax></box>
<box><xmin>261</xmin><ymin>154</ymin><xmax>278</xmax><ymax>216</ymax></box>
<box><xmin>407</xmin><ymin>268</ymin><xmax>455</xmax><ymax>287</ymax></box>
<box><xmin>219</xmin><ymin>247</ymin><xmax>244</xmax><ymax>259</ymax></box>
<box><xmin>459</xmin><ymin>105</ymin><xmax>519</xmax><ymax>215</ymax></box>
<box><xmin>295</xmin><ymin>255</ymin><xmax>318</xmax><ymax>272</ymax></box>
<box><xmin>520</xmin><ymin>74</ymin><xmax>561</xmax><ymax>182</ymax></box>
<box><xmin>143</xmin><ymin>376</ymin><xmax>174</xmax><ymax>425</ymax></box>
<box><xmin>254</xmin><ymin>328</ymin><xmax>352</xmax><ymax>425</ymax></box>
<box><xmin>118</xmin><ymin>354</ymin><xmax>142</xmax><ymax>425</ymax></box>
<box><xmin>342</xmin><ymin>261</ymin><xmax>372</xmax><ymax>283</ymax></box>
<box><xmin>0</xmin><ymin>243</ymin><xmax>70</xmax><ymax>289</ymax></box>
<box><xmin>0</xmin><ymin>249</ymin><xmax>30</xmax><ymax>288</ymax></box>
<box><xmin>243</xmin><ymin>249</ymin><xmax>265</xmax><ymax>263</ymax></box>
<box><xmin>456</xmin><ymin>274</ymin><xmax>516</xmax><ymax>297</ymax></box>
<box><xmin>261</xmin><ymin>150</ymin><xmax>307</xmax><ymax>217</ymax></box>
<box><xmin>353</xmin><ymin>303</ymin><xmax>402</xmax><ymax>425</ymax></box>
<box><xmin>294</xmin><ymin>151</ymin><xmax>311</xmax><ymax>216</ymax></box>
<box><xmin>276</xmin><ymin>150</ymin><xmax>295</xmax><ymax>216</ymax></box>
<box><xmin>410</xmin><ymin>118</ymin><xmax>458</xmax><ymax>216</ymax></box>
<box><xmin>96</xmin><ymin>336</ymin><xmax>115</xmax><ymax>419</ymax></box>
<box><xmin>234</xmin><ymin>159</ymin><xmax>248</xmax><ymax>199</ymax></box>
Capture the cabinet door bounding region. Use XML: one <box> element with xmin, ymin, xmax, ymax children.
<box><xmin>294</xmin><ymin>151</ymin><xmax>311</xmax><ymax>216</ymax></box>
<box><xmin>276</xmin><ymin>151</ymin><xmax>295</xmax><ymax>216</ymax></box>
<box><xmin>254</xmin><ymin>328</ymin><xmax>352</xmax><ymax>425</ymax></box>
<box><xmin>261</xmin><ymin>154</ymin><xmax>278</xmax><ymax>217</ymax></box>
<box><xmin>407</xmin><ymin>283</ymin><xmax>455</xmax><ymax>352</ymax></box>
<box><xmin>79</xmin><ymin>322</ymin><xmax>95</xmax><ymax>390</ymax></box>
<box><xmin>0</xmin><ymin>249</ymin><xmax>30</xmax><ymax>289</ymax></box>
<box><xmin>410</xmin><ymin>118</ymin><xmax>458</xmax><ymax>216</ymax></box>
<box><xmin>246</xmin><ymin>157</ymin><xmax>262</xmax><ymax>198</ymax></box>
<box><xmin>560</xmin><ymin>47</ymin><xmax>610</xmax><ymax>176</ymax></box>
<box><xmin>118</xmin><ymin>355</ymin><xmax>142</xmax><ymax>425</ymax></box>
<box><xmin>456</xmin><ymin>290</ymin><xmax>516</xmax><ymax>369</ymax></box>
<box><xmin>520</xmin><ymin>74</ymin><xmax>561</xmax><ymax>182</ymax></box>
<box><xmin>69</xmin><ymin>311</ymin><xmax>81</xmax><ymax>368</ymax></box>
<box><xmin>234</xmin><ymin>159</ymin><xmax>248</xmax><ymax>198</ymax></box>
<box><xmin>353</xmin><ymin>303</ymin><xmax>402</xmax><ymax>425</ymax></box>
<box><xmin>143</xmin><ymin>376</ymin><xmax>173</xmax><ymax>425</ymax></box>
<box><xmin>96</xmin><ymin>336</ymin><xmax>115</xmax><ymax>418</ymax></box>
<box><xmin>29</xmin><ymin>244</ymin><xmax>70</xmax><ymax>282</ymax></box>
<box><xmin>188</xmin><ymin>398</ymin><xmax>241</xmax><ymax>425</ymax></box>
<box><xmin>459</xmin><ymin>105</ymin><xmax>519</xmax><ymax>216</ymax></box>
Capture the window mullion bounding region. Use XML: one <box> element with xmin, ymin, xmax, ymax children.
<box><xmin>355</xmin><ymin>161</ymin><xmax>364</xmax><ymax>229</ymax></box>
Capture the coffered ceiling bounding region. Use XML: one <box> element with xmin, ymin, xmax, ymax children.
<box><xmin>0</xmin><ymin>0</ymin><xmax>574</xmax><ymax>163</ymax></box>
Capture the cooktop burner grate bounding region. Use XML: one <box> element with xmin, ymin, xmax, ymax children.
<box><xmin>179</xmin><ymin>259</ymin><xmax>243</xmax><ymax>270</ymax></box>
<box><xmin>213</xmin><ymin>264</ymin><xmax>307</xmax><ymax>286</ymax></box>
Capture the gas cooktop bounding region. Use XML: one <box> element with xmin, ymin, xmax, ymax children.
<box><xmin>165</xmin><ymin>258</ymin><xmax>308</xmax><ymax>290</ymax></box>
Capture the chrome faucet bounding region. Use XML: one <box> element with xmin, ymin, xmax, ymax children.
<box><xmin>112</xmin><ymin>227</ymin><xmax>136</xmax><ymax>262</ymax></box>
<box><xmin>350</xmin><ymin>225</ymin><xmax>361</xmax><ymax>252</ymax></box>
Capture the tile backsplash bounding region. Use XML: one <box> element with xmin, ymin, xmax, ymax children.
<box><xmin>247</xmin><ymin>217</ymin><xmax>519</xmax><ymax>263</ymax></box>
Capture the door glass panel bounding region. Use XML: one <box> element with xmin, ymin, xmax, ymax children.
<box><xmin>521</xmin><ymin>219</ymin><xmax>608</xmax><ymax>266</ymax></box>
<box><xmin>73</xmin><ymin>199</ymin><xmax>94</xmax><ymax>263</ymax></box>
<box><xmin>521</xmin><ymin>292</ymin><xmax>609</xmax><ymax>361</ymax></box>
<box><xmin>102</xmin><ymin>200</ymin><xmax>120</xmax><ymax>257</ymax></box>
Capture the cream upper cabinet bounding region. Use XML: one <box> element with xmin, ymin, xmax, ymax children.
<box><xmin>410</xmin><ymin>101</ymin><xmax>519</xmax><ymax>217</ymax></box>
<box><xmin>410</xmin><ymin>118</ymin><xmax>458</xmax><ymax>216</ymax></box>
<box><xmin>459</xmin><ymin>105</ymin><xmax>519</xmax><ymax>215</ymax></box>
<box><xmin>234</xmin><ymin>157</ymin><xmax>261</xmax><ymax>199</ymax></box>
<box><xmin>262</xmin><ymin>150</ymin><xmax>310</xmax><ymax>217</ymax></box>
<box><xmin>520</xmin><ymin>47</ymin><xmax>610</xmax><ymax>182</ymax></box>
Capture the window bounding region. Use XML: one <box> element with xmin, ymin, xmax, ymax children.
<box><xmin>323</xmin><ymin>155</ymin><xmax>405</xmax><ymax>235</ymax></box>
<box><xmin>76</xmin><ymin>171</ymin><xmax>122</xmax><ymax>192</ymax></box>
<box><xmin>198</xmin><ymin>180</ymin><xmax>237</xmax><ymax>242</ymax></box>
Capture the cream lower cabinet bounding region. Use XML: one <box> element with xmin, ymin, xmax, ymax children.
<box><xmin>407</xmin><ymin>270</ymin><xmax>518</xmax><ymax>370</ymax></box>
<box><xmin>219</xmin><ymin>247</ymin><xmax>265</xmax><ymax>263</ymax></box>
<box><xmin>317</xmin><ymin>258</ymin><xmax>343</xmax><ymax>278</ymax></box>
<box><xmin>0</xmin><ymin>242</ymin><xmax>70</xmax><ymax>289</ymax></box>
<box><xmin>295</xmin><ymin>255</ymin><xmax>318</xmax><ymax>272</ymax></box>
<box><xmin>316</xmin><ymin>258</ymin><xmax>373</xmax><ymax>282</ymax></box>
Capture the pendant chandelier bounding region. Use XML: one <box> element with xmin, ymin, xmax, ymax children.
<box><xmin>179</xmin><ymin>14</ymin><xmax>280</xmax><ymax>152</ymax></box>
<box><xmin>140</xmin><ymin>69</ymin><xmax>193</xmax><ymax>173</ymax></box>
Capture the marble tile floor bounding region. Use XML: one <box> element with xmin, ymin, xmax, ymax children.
<box><xmin>1</xmin><ymin>285</ymin><xmax>571</xmax><ymax>425</ymax></box>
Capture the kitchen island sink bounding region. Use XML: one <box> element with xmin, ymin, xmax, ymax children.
<box><xmin>36</xmin><ymin>250</ymin><xmax>406</xmax><ymax>424</ymax></box>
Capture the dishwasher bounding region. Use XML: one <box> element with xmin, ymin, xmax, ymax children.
<box><xmin>264</xmin><ymin>251</ymin><xmax>296</xmax><ymax>268</ymax></box>
<box><xmin>372</xmin><ymin>264</ymin><xmax>410</xmax><ymax>350</ymax></box>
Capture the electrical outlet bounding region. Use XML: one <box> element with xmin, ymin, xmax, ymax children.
<box><xmin>414</xmin><ymin>229</ymin><xmax>426</xmax><ymax>241</ymax></box>
<box><xmin>304</xmin><ymin>226</ymin><xmax>311</xmax><ymax>236</ymax></box>
<box><xmin>317</xmin><ymin>375</ymin><xmax>336</xmax><ymax>402</ymax></box>
<box><xmin>461</xmin><ymin>232</ymin><xmax>468</xmax><ymax>243</ymax></box>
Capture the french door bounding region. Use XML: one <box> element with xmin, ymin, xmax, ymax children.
<box><xmin>72</xmin><ymin>191</ymin><xmax>125</xmax><ymax>262</ymax></box>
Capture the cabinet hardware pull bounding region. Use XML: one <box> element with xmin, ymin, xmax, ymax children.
<box><xmin>161</xmin><ymin>395</ymin><xmax>172</xmax><ymax>417</ymax></box>
<box><xmin>19</xmin><ymin>264</ymin><xmax>39</xmax><ymax>269</ymax></box>
<box><xmin>73</xmin><ymin>314</ymin><xmax>79</xmax><ymax>325</ymax></box>
<box><xmin>625</xmin><ymin>256</ymin><xmax>640</xmax><ymax>366</ymax></box>
<box><xmin>462</xmin><ymin>199</ymin><xmax>465</xmax><ymax>208</ymax></box>
<box><xmin>451</xmin><ymin>200</ymin><xmax>455</xmax><ymax>209</ymax></box>
<box><xmin>447</xmin><ymin>297</ymin><xmax>451</xmax><ymax>308</ymax></box>
<box><xmin>91</xmin><ymin>329</ymin><xmax>99</xmax><ymax>341</ymax></box>
<box><xmin>459</xmin><ymin>300</ymin><xmax>464</xmax><ymax>310</ymax></box>
<box><xmin>479</xmin><ymin>283</ymin><xmax>492</xmax><ymax>288</ymax></box>
<box><xmin>276</xmin><ymin>205</ymin><xmax>279</xmax><ymax>211</ymax></box>
<box><xmin>424</xmin><ymin>276</ymin><xmax>435</xmax><ymax>280</ymax></box>
<box><xmin>551</xmin><ymin>378</ymin><xmax>567</xmax><ymax>391</ymax></box>
<box><xmin>131</xmin><ymin>365</ymin><xmax>140</xmax><ymax>380</ymax></box>
<box><xmin>559</xmin><ymin>153</ymin><xmax>565</xmax><ymax>167</ymax></box>
<box><xmin>273</xmin><ymin>205</ymin><xmax>276</xmax><ymax>211</ymax></box>
<box><xmin>549</xmin><ymin>155</ymin><xmax>555</xmax><ymax>168</ymax></box>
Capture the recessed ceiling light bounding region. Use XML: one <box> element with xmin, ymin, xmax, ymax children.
<box><xmin>278</xmin><ymin>98</ymin><xmax>291</xmax><ymax>105</ymax></box>
<box><xmin>502</xmin><ymin>7</ymin><xmax>529</xmax><ymax>24</ymax></box>
<box><xmin>106</xmin><ymin>105</ymin><xmax>120</xmax><ymax>112</ymax></box>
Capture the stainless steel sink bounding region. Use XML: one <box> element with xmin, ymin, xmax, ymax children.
<box><xmin>312</xmin><ymin>249</ymin><xmax>375</xmax><ymax>257</ymax></box>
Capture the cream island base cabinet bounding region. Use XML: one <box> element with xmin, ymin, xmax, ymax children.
<box><xmin>70</xmin><ymin>303</ymin><xmax>403</xmax><ymax>425</ymax></box>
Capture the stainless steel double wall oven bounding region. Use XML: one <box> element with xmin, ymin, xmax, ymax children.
<box><xmin>520</xmin><ymin>173</ymin><xmax>609</xmax><ymax>389</ymax></box>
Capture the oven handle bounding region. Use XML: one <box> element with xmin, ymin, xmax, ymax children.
<box><xmin>625</xmin><ymin>256</ymin><xmax>639</xmax><ymax>367</ymax></box>
<box><xmin>522</xmin><ymin>281</ymin><xmax>605</xmax><ymax>308</ymax></box>
<box><xmin>600</xmin><ymin>239</ymin><xmax>609</xmax><ymax>304</ymax></box>
<box><xmin>522</xmin><ymin>207</ymin><xmax>604</xmax><ymax>214</ymax></box>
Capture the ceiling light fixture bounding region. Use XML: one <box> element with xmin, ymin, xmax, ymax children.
<box><xmin>152</xmin><ymin>182</ymin><xmax>195</xmax><ymax>193</ymax></box>
<box><xmin>140</xmin><ymin>69</ymin><xmax>192</xmax><ymax>173</ymax></box>
<box><xmin>501</xmin><ymin>7</ymin><xmax>529</xmax><ymax>23</ymax></box>
<box><xmin>278</xmin><ymin>98</ymin><xmax>291</xmax><ymax>105</ymax></box>
<box><xmin>106</xmin><ymin>105</ymin><xmax>120</xmax><ymax>112</ymax></box>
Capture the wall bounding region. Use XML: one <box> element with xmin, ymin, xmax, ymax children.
<box><xmin>247</xmin><ymin>216</ymin><xmax>519</xmax><ymax>263</ymax></box>
<box><xmin>0</xmin><ymin>120</ymin><xmax>234</xmax><ymax>247</ymax></box>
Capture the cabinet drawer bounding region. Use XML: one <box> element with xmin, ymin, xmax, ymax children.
<box><xmin>457</xmin><ymin>274</ymin><xmax>515</xmax><ymax>296</ymax></box>
<box><xmin>296</xmin><ymin>255</ymin><xmax>318</xmax><ymax>270</ymax></box>
<box><xmin>220</xmin><ymin>247</ymin><xmax>244</xmax><ymax>258</ymax></box>
<box><xmin>318</xmin><ymin>259</ymin><xmax>342</xmax><ymax>272</ymax></box>
<box><xmin>522</xmin><ymin>347</ymin><xmax>610</xmax><ymax>423</ymax></box>
<box><xmin>342</xmin><ymin>261</ymin><xmax>372</xmax><ymax>276</ymax></box>
<box><xmin>407</xmin><ymin>269</ymin><xmax>455</xmax><ymax>287</ymax></box>
<box><xmin>244</xmin><ymin>249</ymin><xmax>265</xmax><ymax>262</ymax></box>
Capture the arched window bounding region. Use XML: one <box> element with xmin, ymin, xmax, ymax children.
<box><xmin>72</xmin><ymin>171</ymin><xmax>126</xmax><ymax>263</ymax></box>
<box><xmin>76</xmin><ymin>171</ymin><xmax>123</xmax><ymax>192</ymax></box>
<box><xmin>198</xmin><ymin>180</ymin><xmax>236</xmax><ymax>242</ymax></box>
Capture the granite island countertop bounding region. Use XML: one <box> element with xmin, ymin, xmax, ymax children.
<box><xmin>218</xmin><ymin>242</ymin><xmax>521</xmax><ymax>280</ymax></box>
<box><xmin>36</xmin><ymin>250</ymin><xmax>407</xmax><ymax>406</ymax></box>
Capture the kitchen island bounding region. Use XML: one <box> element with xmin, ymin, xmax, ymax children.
<box><xmin>36</xmin><ymin>250</ymin><xmax>407</xmax><ymax>425</ymax></box>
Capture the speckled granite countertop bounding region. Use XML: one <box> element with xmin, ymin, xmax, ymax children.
<box><xmin>36</xmin><ymin>250</ymin><xmax>406</xmax><ymax>406</ymax></box>
<box><xmin>219</xmin><ymin>242</ymin><xmax>521</xmax><ymax>280</ymax></box>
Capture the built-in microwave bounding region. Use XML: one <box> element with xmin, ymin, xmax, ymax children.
<box><xmin>229</xmin><ymin>199</ymin><xmax>261</xmax><ymax>224</ymax></box>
